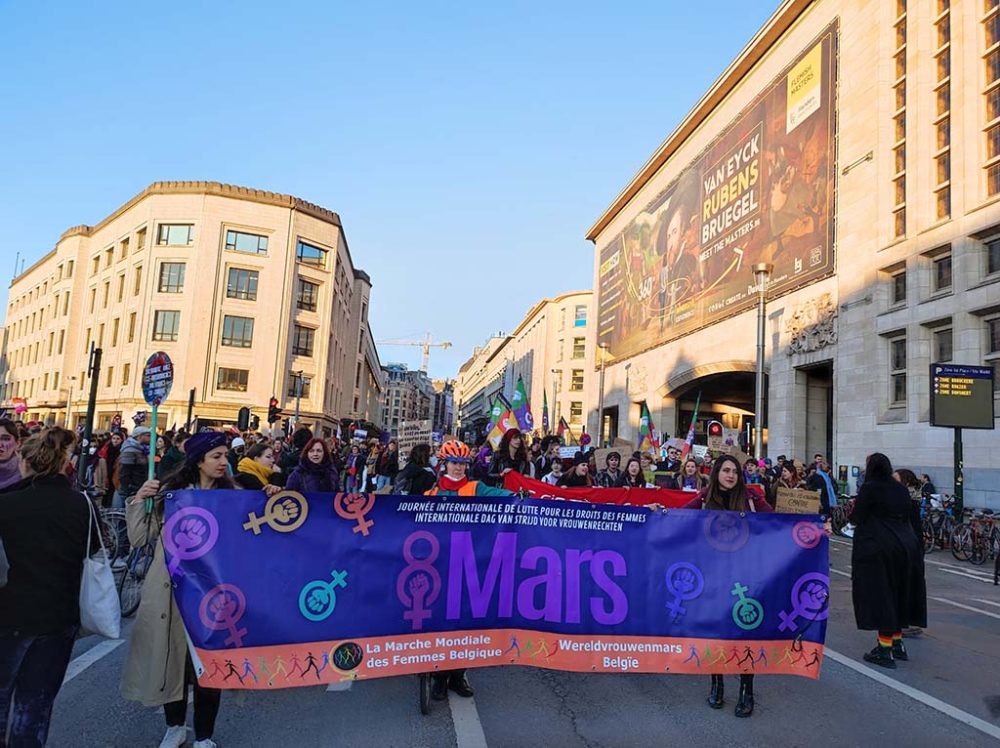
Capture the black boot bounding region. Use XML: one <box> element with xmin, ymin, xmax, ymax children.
<box><xmin>706</xmin><ymin>674</ymin><xmax>724</xmax><ymax>709</ymax></box>
<box><xmin>449</xmin><ymin>670</ymin><xmax>474</xmax><ymax>698</ymax></box>
<box><xmin>862</xmin><ymin>646</ymin><xmax>896</xmax><ymax>669</ymax></box>
<box><xmin>892</xmin><ymin>639</ymin><xmax>908</xmax><ymax>661</ymax></box>
<box><xmin>431</xmin><ymin>673</ymin><xmax>449</xmax><ymax>700</ymax></box>
<box><xmin>734</xmin><ymin>674</ymin><xmax>754</xmax><ymax>718</ymax></box>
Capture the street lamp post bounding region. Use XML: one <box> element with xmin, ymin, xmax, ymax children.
<box><xmin>597</xmin><ymin>343</ymin><xmax>608</xmax><ymax>447</ymax></box>
<box><xmin>294</xmin><ymin>370</ymin><xmax>303</xmax><ymax>432</ymax></box>
<box><xmin>753</xmin><ymin>262</ymin><xmax>773</xmax><ymax>461</ymax></box>
<box><xmin>64</xmin><ymin>376</ymin><xmax>76</xmax><ymax>427</ymax></box>
<box><xmin>550</xmin><ymin>369</ymin><xmax>560</xmax><ymax>433</ymax></box>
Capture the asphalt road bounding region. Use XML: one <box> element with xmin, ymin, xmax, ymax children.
<box><xmin>45</xmin><ymin>537</ymin><xmax>1000</xmax><ymax>747</ymax></box>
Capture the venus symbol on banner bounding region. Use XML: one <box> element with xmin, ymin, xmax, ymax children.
<box><xmin>664</xmin><ymin>562</ymin><xmax>704</xmax><ymax>622</ymax></box>
<box><xmin>777</xmin><ymin>573</ymin><xmax>830</xmax><ymax>633</ymax></box>
<box><xmin>162</xmin><ymin>505</ymin><xmax>219</xmax><ymax>577</ymax></box>
<box><xmin>396</xmin><ymin>531</ymin><xmax>442</xmax><ymax>631</ymax></box>
<box><xmin>198</xmin><ymin>584</ymin><xmax>248</xmax><ymax>647</ymax></box>
<box><xmin>242</xmin><ymin>491</ymin><xmax>309</xmax><ymax>535</ymax></box>
<box><xmin>298</xmin><ymin>570</ymin><xmax>349</xmax><ymax>622</ymax></box>
<box><xmin>334</xmin><ymin>492</ymin><xmax>376</xmax><ymax>536</ymax></box>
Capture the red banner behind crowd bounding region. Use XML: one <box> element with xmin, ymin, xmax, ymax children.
<box><xmin>502</xmin><ymin>472</ymin><xmax>765</xmax><ymax>508</ymax></box>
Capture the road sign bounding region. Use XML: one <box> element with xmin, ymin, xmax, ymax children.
<box><xmin>930</xmin><ymin>364</ymin><xmax>995</xmax><ymax>430</ymax></box>
<box><xmin>142</xmin><ymin>351</ymin><xmax>174</xmax><ymax>407</ymax></box>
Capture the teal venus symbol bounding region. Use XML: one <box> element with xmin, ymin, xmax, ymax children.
<box><xmin>731</xmin><ymin>582</ymin><xmax>764</xmax><ymax>631</ymax></box>
<box><xmin>299</xmin><ymin>570</ymin><xmax>349</xmax><ymax>622</ymax></box>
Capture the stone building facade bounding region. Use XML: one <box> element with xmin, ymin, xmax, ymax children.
<box><xmin>587</xmin><ymin>0</ymin><xmax>1000</xmax><ymax>507</ymax></box>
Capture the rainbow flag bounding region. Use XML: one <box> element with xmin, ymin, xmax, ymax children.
<box><xmin>680</xmin><ymin>392</ymin><xmax>702</xmax><ymax>460</ymax></box>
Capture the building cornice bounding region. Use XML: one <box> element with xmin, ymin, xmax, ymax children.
<box><xmin>585</xmin><ymin>0</ymin><xmax>813</xmax><ymax>243</ymax></box>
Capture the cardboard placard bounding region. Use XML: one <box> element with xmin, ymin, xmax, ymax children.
<box><xmin>775</xmin><ymin>487</ymin><xmax>821</xmax><ymax>514</ymax></box>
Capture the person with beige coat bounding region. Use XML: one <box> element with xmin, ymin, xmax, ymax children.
<box><xmin>121</xmin><ymin>431</ymin><xmax>234</xmax><ymax>748</ymax></box>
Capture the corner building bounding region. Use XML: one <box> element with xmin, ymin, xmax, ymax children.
<box><xmin>1</xmin><ymin>181</ymin><xmax>383</xmax><ymax>435</ymax></box>
<box><xmin>587</xmin><ymin>0</ymin><xmax>1000</xmax><ymax>507</ymax></box>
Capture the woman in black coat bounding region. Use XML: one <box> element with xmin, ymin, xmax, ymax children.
<box><xmin>487</xmin><ymin>429</ymin><xmax>533</xmax><ymax>487</ymax></box>
<box><xmin>851</xmin><ymin>452</ymin><xmax>927</xmax><ymax>668</ymax></box>
<box><xmin>394</xmin><ymin>444</ymin><xmax>438</xmax><ymax>496</ymax></box>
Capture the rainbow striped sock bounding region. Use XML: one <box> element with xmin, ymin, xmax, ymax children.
<box><xmin>877</xmin><ymin>634</ymin><xmax>893</xmax><ymax>649</ymax></box>
<box><xmin>892</xmin><ymin>631</ymin><xmax>902</xmax><ymax>643</ymax></box>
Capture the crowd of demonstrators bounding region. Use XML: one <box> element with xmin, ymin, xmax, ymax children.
<box><xmin>557</xmin><ymin>454</ymin><xmax>592</xmax><ymax>487</ymax></box>
<box><xmin>395</xmin><ymin>444</ymin><xmax>437</xmax><ymax>495</ymax></box>
<box><xmin>620</xmin><ymin>457</ymin><xmax>653</xmax><ymax>488</ymax></box>
<box><xmin>286</xmin><ymin>438</ymin><xmax>339</xmax><ymax>493</ymax></box>
<box><xmin>595</xmin><ymin>451</ymin><xmax>622</xmax><ymax>487</ymax></box>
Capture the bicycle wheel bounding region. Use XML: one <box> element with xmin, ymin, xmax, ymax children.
<box><xmin>970</xmin><ymin>533</ymin><xmax>989</xmax><ymax>565</ymax></box>
<box><xmin>922</xmin><ymin>517</ymin><xmax>935</xmax><ymax>553</ymax></box>
<box><xmin>950</xmin><ymin>524</ymin><xmax>972</xmax><ymax>562</ymax></box>
<box><xmin>118</xmin><ymin>545</ymin><xmax>154</xmax><ymax>618</ymax></box>
<box><xmin>99</xmin><ymin>515</ymin><xmax>120</xmax><ymax>562</ymax></box>
<box><xmin>419</xmin><ymin>674</ymin><xmax>431</xmax><ymax>715</ymax></box>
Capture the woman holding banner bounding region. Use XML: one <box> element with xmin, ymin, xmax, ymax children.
<box><xmin>425</xmin><ymin>440</ymin><xmax>512</xmax><ymax>701</ymax></box>
<box><xmin>122</xmin><ymin>432</ymin><xmax>234</xmax><ymax>748</ymax></box>
<box><xmin>487</xmin><ymin>428</ymin><xmax>534</xmax><ymax>487</ymax></box>
<box><xmin>684</xmin><ymin>454</ymin><xmax>772</xmax><ymax>717</ymax></box>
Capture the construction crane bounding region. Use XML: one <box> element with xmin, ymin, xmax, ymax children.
<box><xmin>377</xmin><ymin>332</ymin><xmax>452</xmax><ymax>373</ymax></box>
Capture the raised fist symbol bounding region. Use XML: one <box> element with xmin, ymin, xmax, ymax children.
<box><xmin>210</xmin><ymin>592</ymin><xmax>237</xmax><ymax>622</ymax></box>
<box><xmin>174</xmin><ymin>518</ymin><xmax>206</xmax><ymax>551</ymax></box>
<box><xmin>307</xmin><ymin>587</ymin><xmax>330</xmax><ymax>613</ymax></box>
<box><xmin>408</xmin><ymin>573</ymin><xmax>429</xmax><ymax>599</ymax></box>
<box><xmin>673</xmin><ymin>568</ymin><xmax>697</xmax><ymax>594</ymax></box>
<box><xmin>738</xmin><ymin>603</ymin><xmax>759</xmax><ymax>625</ymax></box>
<box><xmin>714</xmin><ymin>516</ymin><xmax>741</xmax><ymax>543</ymax></box>
<box><xmin>798</xmin><ymin>582</ymin><xmax>827</xmax><ymax>611</ymax></box>
<box><xmin>273</xmin><ymin>498</ymin><xmax>300</xmax><ymax>523</ymax></box>
<box><xmin>345</xmin><ymin>494</ymin><xmax>365</xmax><ymax>511</ymax></box>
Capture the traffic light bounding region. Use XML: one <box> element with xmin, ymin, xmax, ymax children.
<box><xmin>250</xmin><ymin>414</ymin><xmax>260</xmax><ymax>431</ymax></box>
<box><xmin>237</xmin><ymin>406</ymin><xmax>251</xmax><ymax>431</ymax></box>
<box><xmin>267</xmin><ymin>396</ymin><xmax>281</xmax><ymax>424</ymax></box>
<box><xmin>707</xmin><ymin>421</ymin><xmax>723</xmax><ymax>439</ymax></box>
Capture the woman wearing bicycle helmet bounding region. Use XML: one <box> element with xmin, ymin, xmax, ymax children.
<box><xmin>425</xmin><ymin>440</ymin><xmax>512</xmax><ymax>700</ymax></box>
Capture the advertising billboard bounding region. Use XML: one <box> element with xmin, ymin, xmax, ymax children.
<box><xmin>596</xmin><ymin>23</ymin><xmax>838</xmax><ymax>361</ymax></box>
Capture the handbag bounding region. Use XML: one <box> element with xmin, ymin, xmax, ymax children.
<box><xmin>80</xmin><ymin>497</ymin><xmax>121</xmax><ymax>638</ymax></box>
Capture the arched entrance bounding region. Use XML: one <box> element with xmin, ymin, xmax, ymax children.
<box><xmin>661</xmin><ymin>360</ymin><xmax>766</xmax><ymax>454</ymax></box>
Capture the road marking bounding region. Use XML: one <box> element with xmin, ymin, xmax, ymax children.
<box><xmin>830</xmin><ymin>568</ymin><xmax>851</xmax><ymax>578</ymax></box>
<box><xmin>937</xmin><ymin>568</ymin><xmax>996</xmax><ymax>585</ymax></box>
<box><xmin>824</xmin><ymin>648</ymin><xmax>1000</xmax><ymax>741</ymax></box>
<box><xmin>972</xmin><ymin>598</ymin><xmax>1000</xmax><ymax>608</ymax></box>
<box><xmin>830</xmin><ymin>538</ymin><xmax>852</xmax><ymax>548</ymax></box>
<box><xmin>924</xmin><ymin>557</ymin><xmax>992</xmax><ymax>574</ymax></box>
<box><xmin>929</xmin><ymin>596</ymin><xmax>1000</xmax><ymax>620</ymax></box>
<box><xmin>326</xmin><ymin>680</ymin><xmax>353</xmax><ymax>692</ymax></box>
<box><xmin>448</xmin><ymin>693</ymin><xmax>488</xmax><ymax>748</ymax></box>
<box><xmin>63</xmin><ymin>639</ymin><xmax>125</xmax><ymax>684</ymax></box>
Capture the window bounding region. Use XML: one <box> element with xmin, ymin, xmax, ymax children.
<box><xmin>112</xmin><ymin>318</ymin><xmax>120</xmax><ymax>346</ymax></box>
<box><xmin>47</xmin><ymin>332</ymin><xmax>54</xmax><ymax>356</ymax></box>
<box><xmin>43</xmin><ymin>373</ymin><xmax>48</xmax><ymax>391</ymax></box>
<box><xmin>117</xmin><ymin>273</ymin><xmax>125</xmax><ymax>302</ymax></box>
<box><xmin>226</xmin><ymin>268</ymin><xmax>258</xmax><ymax>301</ymax></box>
<box><xmin>58</xmin><ymin>329</ymin><xmax>64</xmax><ymax>354</ymax></box>
<box><xmin>157</xmin><ymin>224</ymin><xmax>194</xmax><ymax>246</ymax></box>
<box><xmin>62</xmin><ymin>292</ymin><xmax>69</xmax><ymax>316</ymax></box>
<box><xmin>158</xmin><ymin>262</ymin><xmax>186</xmax><ymax>293</ymax></box>
<box><xmin>296</xmin><ymin>240</ymin><xmax>327</xmax><ymax>268</ymax></box>
<box><xmin>990</xmin><ymin>164</ymin><xmax>1000</xmax><ymax>197</ymax></box>
<box><xmin>288</xmin><ymin>373</ymin><xmax>311</xmax><ymax>398</ymax></box>
<box><xmin>892</xmin><ymin>271</ymin><xmax>907</xmax><ymax>304</ymax></box>
<box><xmin>225</xmin><ymin>230</ymin><xmax>268</xmax><ymax>254</ymax></box>
<box><xmin>221</xmin><ymin>315</ymin><xmax>254</xmax><ymax>348</ymax></box>
<box><xmin>89</xmin><ymin>288</ymin><xmax>96</xmax><ymax>313</ymax></box>
<box><xmin>572</xmin><ymin>337</ymin><xmax>586</xmax><ymax>359</ymax></box>
<box><xmin>292</xmin><ymin>325</ymin><xmax>315</xmax><ymax>356</ymax></box>
<box><xmin>105</xmin><ymin>367</ymin><xmax>114</xmax><ymax>387</ymax></box>
<box><xmin>136</xmin><ymin>227</ymin><xmax>147</xmax><ymax>251</ymax></box>
<box><xmin>934</xmin><ymin>327</ymin><xmax>953</xmax><ymax>362</ymax></box>
<box><xmin>133</xmin><ymin>266</ymin><xmax>143</xmax><ymax>295</ymax></box>
<box><xmin>557</xmin><ymin>338</ymin><xmax>564</xmax><ymax>362</ymax></box>
<box><xmin>53</xmin><ymin>372</ymin><xmax>59</xmax><ymax>390</ymax></box>
<box><xmin>574</xmin><ymin>305</ymin><xmax>587</xmax><ymax>326</ymax></box>
<box><xmin>217</xmin><ymin>367</ymin><xmax>249</xmax><ymax>392</ymax></box>
<box><xmin>570</xmin><ymin>369</ymin><xmax>584</xmax><ymax>391</ymax></box>
<box><xmin>933</xmin><ymin>254</ymin><xmax>952</xmax><ymax>291</ymax></box>
<box><xmin>936</xmin><ymin>188</ymin><xmax>951</xmax><ymax>220</ymax></box>
<box><xmin>987</xmin><ymin>318</ymin><xmax>999</xmax><ymax>354</ymax></box>
<box><xmin>989</xmin><ymin>86</ymin><xmax>1000</xmax><ymax>120</ymax></box>
<box><xmin>97</xmin><ymin>323</ymin><xmax>105</xmax><ymax>347</ymax></box>
<box><xmin>90</xmin><ymin>256</ymin><xmax>99</xmax><ymax>276</ymax></box>
<box><xmin>119</xmin><ymin>237</ymin><xmax>129</xmax><ymax>261</ymax></box>
<box><xmin>127</xmin><ymin>312</ymin><xmax>136</xmax><ymax>343</ymax></box>
<box><xmin>936</xmin><ymin>83</ymin><xmax>950</xmax><ymax>116</ymax></box>
<box><xmin>296</xmin><ymin>279</ymin><xmax>319</xmax><ymax>311</ymax></box>
<box><xmin>989</xmin><ymin>49</ymin><xmax>1000</xmax><ymax>86</ymax></box>
<box><xmin>65</xmin><ymin>260</ymin><xmax>74</xmax><ymax>277</ymax></box>
<box><xmin>987</xmin><ymin>238</ymin><xmax>1000</xmax><ymax>274</ymax></box>
<box><xmin>152</xmin><ymin>310</ymin><xmax>180</xmax><ymax>342</ymax></box>
<box><xmin>122</xmin><ymin>363</ymin><xmax>130</xmax><ymax>386</ymax></box>
<box><xmin>104</xmin><ymin>248</ymin><xmax>113</xmax><ymax>268</ymax></box>
<box><xmin>102</xmin><ymin>281</ymin><xmax>110</xmax><ymax>308</ymax></box>
<box><xmin>890</xmin><ymin>336</ymin><xmax>907</xmax><ymax>404</ymax></box>
<box><xmin>569</xmin><ymin>401</ymin><xmax>583</xmax><ymax>424</ymax></box>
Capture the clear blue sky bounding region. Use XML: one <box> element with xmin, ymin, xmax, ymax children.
<box><xmin>0</xmin><ymin>0</ymin><xmax>777</xmax><ymax>379</ymax></box>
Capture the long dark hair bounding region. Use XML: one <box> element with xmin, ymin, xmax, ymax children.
<box><xmin>497</xmin><ymin>428</ymin><xmax>528</xmax><ymax>466</ymax></box>
<box><xmin>702</xmin><ymin>454</ymin><xmax>751</xmax><ymax>511</ymax></box>
<box><xmin>299</xmin><ymin>437</ymin><xmax>331</xmax><ymax>464</ymax></box>
<box><xmin>622</xmin><ymin>457</ymin><xmax>645</xmax><ymax>487</ymax></box>
<box><xmin>408</xmin><ymin>443</ymin><xmax>431</xmax><ymax>468</ymax></box>
<box><xmin>864</xmin><ymin>452</ymin><xmax>894</xmax><ymax>483</ymax></box>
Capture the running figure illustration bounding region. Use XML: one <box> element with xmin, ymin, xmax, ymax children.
<box><xmin>502</xmin><ymin>635</ymin><xmax>521</xmax><ymax>658</ymax></box>
<box><xmin>738</xmin><ymin>646</ymin><xmax>755</xmax><ymax>670</ymax></box>
<box><xmin>287</xmin><ymin>654</ymin><xmax>304</xmax><ymax>678</ymax></box>
<box><xmin>223</xmin><ymin>659</ymin><xmax>244</xmax><ymax>684</ymax></box>
<box><xmin>317</xmin><ymin>651</ymin><xmax>330</xmax><ymax>676</ymax></box>
<box><xmin>241</xmin><ymin>657</ymin><xmax>258</xmax><ymax>684</ymax></box>
<box><xmin>269</xmin><ymin>655</ymin><xmax>288</xmax><ymax>685</ymax></box>
<box><xmin>302</xmin><ymin>652</ymin><xmax>321</xmax><ymax>680</ymax></box>
<box><xmin>207</xmin><ymin>660</ymin><xmax>224</xmax><ymax>680</ymax></box>
<box><xmin>257</xmin><ymin>657</ymin><xmax>272</xmax><ymax>683</ymax></box>
<box><xmin>683</xmin><ymin>646</ymin><xmax>702</xmax><ymax>667</ymax></box>
<box><xmin>757</xmin><ymin>647</ymin><xmax>769</xmax><ymax>668</ymax></box>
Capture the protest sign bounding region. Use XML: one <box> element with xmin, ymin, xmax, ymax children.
<box><xmin>775</xmin><ymin>487</ymin><xmax>821</xmax><ymax>515</ymax></box>
<box><xmin>165</xmin><ymin>489</ymin><xmax>829</xmax><ymax>690</ymax></box>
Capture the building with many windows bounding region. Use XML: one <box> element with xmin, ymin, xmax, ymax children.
<box><xmin>382</xmin><ymin>363</ymin><xmax>434</xmax><ymax>436</ymax></box>
<box><xmin>0</xmin><ymin>181</ymin><xmax>382</xmax><ymax>435</ymax></box>
<box><xmin>586</xmin><ymin>0</ymin><xmax>1000</xmax><ymax>507</ymax></box>
<box><xmin>454</xmin><ymin>291</ymin><xmax>592</xmax><ymax>443</ymax></box>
